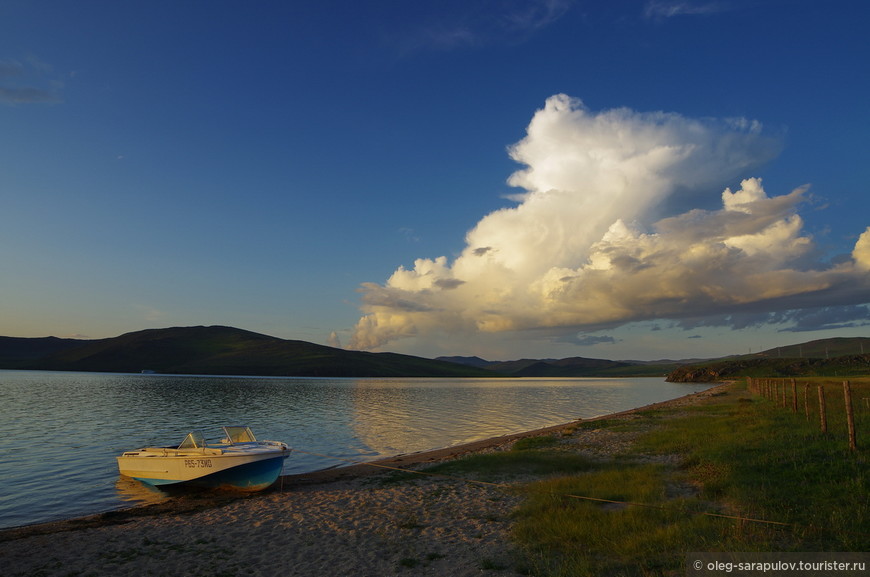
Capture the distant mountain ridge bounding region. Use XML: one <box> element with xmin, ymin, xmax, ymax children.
<box><xmin>666</xmin><ymin>354</ymin><xmax>870</xmax><ymax>382</ymax></box>
<box><xmin>665</xmin><ymin>337</ymin><xmax>870</xmax><ymax>382</ymax></box>
<box><xmin>0</xmin><ymin>327</ymin><xmax>677</xmax><ymax>378</ymax></box>
<box><xmin>0</xmin><ymin>326</ymin><xmax>494</xmax><ymax>378</ymax></box>
<box><xmin>437</xmin><ymin>355</ymin><xmax>637</xmax><ymax>377</ymax></box>
<box><xmin>0</xmin><ymin>326</ymin><xmax>866</xmax><ymax>379</ymax></box>
<box><xmin>0</xmin><ymin>336</ymin><xmax>85</xmax><ymax>364</ymax></box>
<box><xmin>439</xmin><ymin>337</ymin><xmax>870</xmax><ymax>380</ymax></box>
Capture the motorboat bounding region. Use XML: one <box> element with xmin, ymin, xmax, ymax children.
<box><xmin>117</xmin><ymin>426</ymin><xmax>291</xmax><ymax>491</ymax></box>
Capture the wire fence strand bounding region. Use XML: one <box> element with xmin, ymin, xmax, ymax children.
<box><xmin>290</xmin><ymin>448</ymin><xmax>805</xmax><ymax>531</ymax></box>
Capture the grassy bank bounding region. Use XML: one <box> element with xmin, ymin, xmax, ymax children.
<box><xmin>420</xmin><ymin>380</ymin><xmax>869</xmax><ymax>576</ymax></box>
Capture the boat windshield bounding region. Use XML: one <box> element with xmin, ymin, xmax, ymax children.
<box><xmin>178</xmin><ymin>431</ymin><xmax>207</xmax><ymax>449</ymax></box>
<box><xmin>222</xmin><ymin>426</ymin><xmax>257</xmax><ymax>443</ymax></box>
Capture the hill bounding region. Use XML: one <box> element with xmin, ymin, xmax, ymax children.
<box><xmin>439</xmin><ymin>336</ymin><xmax>870</xmax><ymax>380</ymax></box>
<box><xmin>488</xmin><ymin>357</ymin><xmax>634</xmax><ymax>377</ymax></box>
<box><xmin>0</xmin><ymin>326</ymin><xmax>497</xmax><ymax>378</ymax></box>
<box><xmin>666</xmin><ymin>337</ymin><xmax>870</xmax><ymax>382</ymax></box>
<box><xmin>0</xmin><ymin>336</ymin><xmax>84</xmax><ymax>365</ymax></box>
<box><xmin>3</xmin><ymin>327</ymin><xmax>866</xmax><ymax>380</ymax></box>
<box><xmin>754</xmin><ymin>336</ymin><xmax>869</xmax><ymax>359</ymax></box>
<box><xmin>437</xmin><ymin>355</ymin><xmax>679</xmax><ymax>377</ymax></box>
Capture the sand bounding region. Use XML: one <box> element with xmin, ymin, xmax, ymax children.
<box><xmin>0</xmin><ymin>384</ymin><xmax>727</xmax><ymax>576</ymax></box>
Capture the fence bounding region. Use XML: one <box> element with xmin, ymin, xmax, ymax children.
<box><xmin>746</xmin><ymin>377</ymin><xmax>867</xmax><ymax>452</ymax></box>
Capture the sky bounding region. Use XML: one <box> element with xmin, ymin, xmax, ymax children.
<box><xmin>1</xmin><ymin>0</ymin><xmax>869</xmax><ymax>362</ymax></box>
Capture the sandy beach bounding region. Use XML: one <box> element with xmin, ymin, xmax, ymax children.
<box><xmin>0</xmin><ymin>385</ymin><xmax>726</xmax><ymax>576</ymax></box>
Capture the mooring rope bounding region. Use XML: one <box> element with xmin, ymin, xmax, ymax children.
<box><xmin>291</xmin><ymin>448</ymin><xmax>507</xmax><ymax>488</ymax></box>
<box><xmin>289</xmin><ymin>448</ymin><xmax>802</xmax><ymax>531</ymax></box>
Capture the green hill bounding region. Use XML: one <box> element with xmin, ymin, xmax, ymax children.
<box><xmin>437</xmin><ymin>355</ymin><xmax>678</xmax><ymax>377</ymax></box>
<box><xmin>666</xmin><ymin>337</ymin><xmax>870</xmax><ymax>382</ymax></box>
<box><xmin>0</xmin><ymin>336</ymin><xmax>84</xmax><ymax>365</ymax></box>
<box><xmin>3</xmin><ymin>327</ymin><xmax>867</xmax><ymax>380</ymax></box>
<box><xmin>755</xmin><ymin>336</ymin><xmax>869</xmax><ymax>359</ymax></box>
<box><xmin>1</xmin><ymin>326</ymin><xmax>497</xmax><ymax>378</ymax></box>
<box><xmin>487</xmin><ymin>357</ymin><xmax>636</xmax><ymax>377</ymax></box>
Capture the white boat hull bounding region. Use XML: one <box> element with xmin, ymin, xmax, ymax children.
<box><xmin>117</xmin><ymin>442</ymin><xmax>290</xmax><ymax>491</ymax></box>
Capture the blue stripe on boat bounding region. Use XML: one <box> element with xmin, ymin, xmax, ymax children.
<box><xmin>135</xmin><ymin>455</ymin><xmax>285</xmax><ymax>491</ymax></box>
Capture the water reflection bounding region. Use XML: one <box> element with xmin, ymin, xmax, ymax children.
<box><xmin>114</xmin><ymin>476</ymin><xmax>170</xmax><ymax>506</ymax></box>
<box><xmin>0</xmin><ymin>371</ymin><xmax>707</xmax><ymax>529</ymax></box>
<box><xmin>346</xmin><ymin>378</ymin><xmax>642</xmax><ymax>456</ymax></box>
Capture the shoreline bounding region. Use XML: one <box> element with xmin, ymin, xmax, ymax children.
<box><xmin>0</xmin><ymin>383</ymin><xmax>731</xmax><ymax>577</ymax></box>
<box><xmin>1</xmin><ymin>382</ymin><xmax>726</xmax><ymax>543</ymax></box>
<box><xmin>282</xmin><ymin>382</ymin><xmax>725</xmax><ymax>485</ymax></box>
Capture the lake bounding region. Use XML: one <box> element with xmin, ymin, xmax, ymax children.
<box><xmin>0</xmin><ymin>370</ymin><xmax>709</xmax><ymax>529</ymax></box>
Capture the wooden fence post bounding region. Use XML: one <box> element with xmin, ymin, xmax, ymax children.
<box><xmin>804</xmin><ymin>382</ymin><xmax>810</xmax><ymax>421</ymax></box>
<box><xmin>843</xmin><ymin>381</ymin><xmax>857</xmax><ymax>451</ymax></box>
<box><xmin>781</xmin><ymin>380</ymin><xmax>787</xmax><ymax>408</ymax></box>
<box><xmin>790</xmin><ymin>379</ymin><xmax>798</xmax><ymax>413</ymax></box>
<box><xmin>818</xmin><ymin>385</ymin><xmax>828</xmax><ymax>434</ymax></box>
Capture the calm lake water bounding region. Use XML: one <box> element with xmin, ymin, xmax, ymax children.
<box><xmin>0</xmin><ymin>370</ymin><xmax>710</xmax><ymax>529</ymax></box>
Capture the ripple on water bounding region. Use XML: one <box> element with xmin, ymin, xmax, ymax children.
<box><xmin>0</xmin><ymin>371</ymin><xmax>707</xmax><ymax>528</ymax></box>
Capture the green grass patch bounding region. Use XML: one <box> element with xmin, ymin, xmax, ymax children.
<box><xmin>513</xmin><ymin>463</ymin><xmax>724</xmax><ymax>576</ymax></box>
<box><xmin>635</xmin><ymin>382</ymin><xmax>869</xmax><ymax>550</ymax></box>
<box><xmin>512</xmin><ymin>435</ymin><xmax>559</xmax><ymax>451</ymax></box>
<box><xmin>421</xmin><ymin>450</ymin><xmax>595</xmax><ymax>483</ymax></box>
<box><xmin>575</xmin><ymin>418</ymin><xmax>649</xmax><ymax>432</ymax></box>
<box><xmin>509</xmin><ymin>381</ymin><xmax>869</xmax><ymax>576</ymax></box>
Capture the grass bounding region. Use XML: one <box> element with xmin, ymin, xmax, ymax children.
<box><xmin>512</xmin><ymin>435</ymin><xmax>560</xmax><ymax>451</ymax></box>
<box><xmin>635</xmin><ymin>380</ymin><xmax>869</xmax><ymax>548</ymax></box>
<box><xmin>514</xmin><ymin>381</ymin><xmax>869</xmax><ymax>576</ymax></box>
<box><xmin>414</xmin><ymin>379</ymin><xmax>869</xmax><ymax>576</ymax></box>
<box><xmin>421</xmin><ymin>439</ymin><xmax>595</xmax><ymax>484</ymax></box>
<box><xmin>512</xmin><ymin>463</ymin><xmax>726</xmax><ymax>576</ymax></box>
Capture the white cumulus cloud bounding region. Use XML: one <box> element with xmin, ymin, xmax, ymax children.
<box><xmin>351</xmin><ymin>95</ymin><xmax>870</xmax><ymax>350</ymax></box>
<box><xmin>853</xmin><ymin>228</ymin><xmax>870</xmax><ymax>271</ymax></box>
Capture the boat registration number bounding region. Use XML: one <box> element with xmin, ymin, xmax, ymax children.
<box><xmin>184</xmin><ymin>459</ymin><xmax>213</xmax><ymax>469</ymax></box>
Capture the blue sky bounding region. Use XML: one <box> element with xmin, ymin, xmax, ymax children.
<box><xmin>2</xmin><ymin>0</ymin><xmax>869</xmax><ymax>361</ymax></box>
